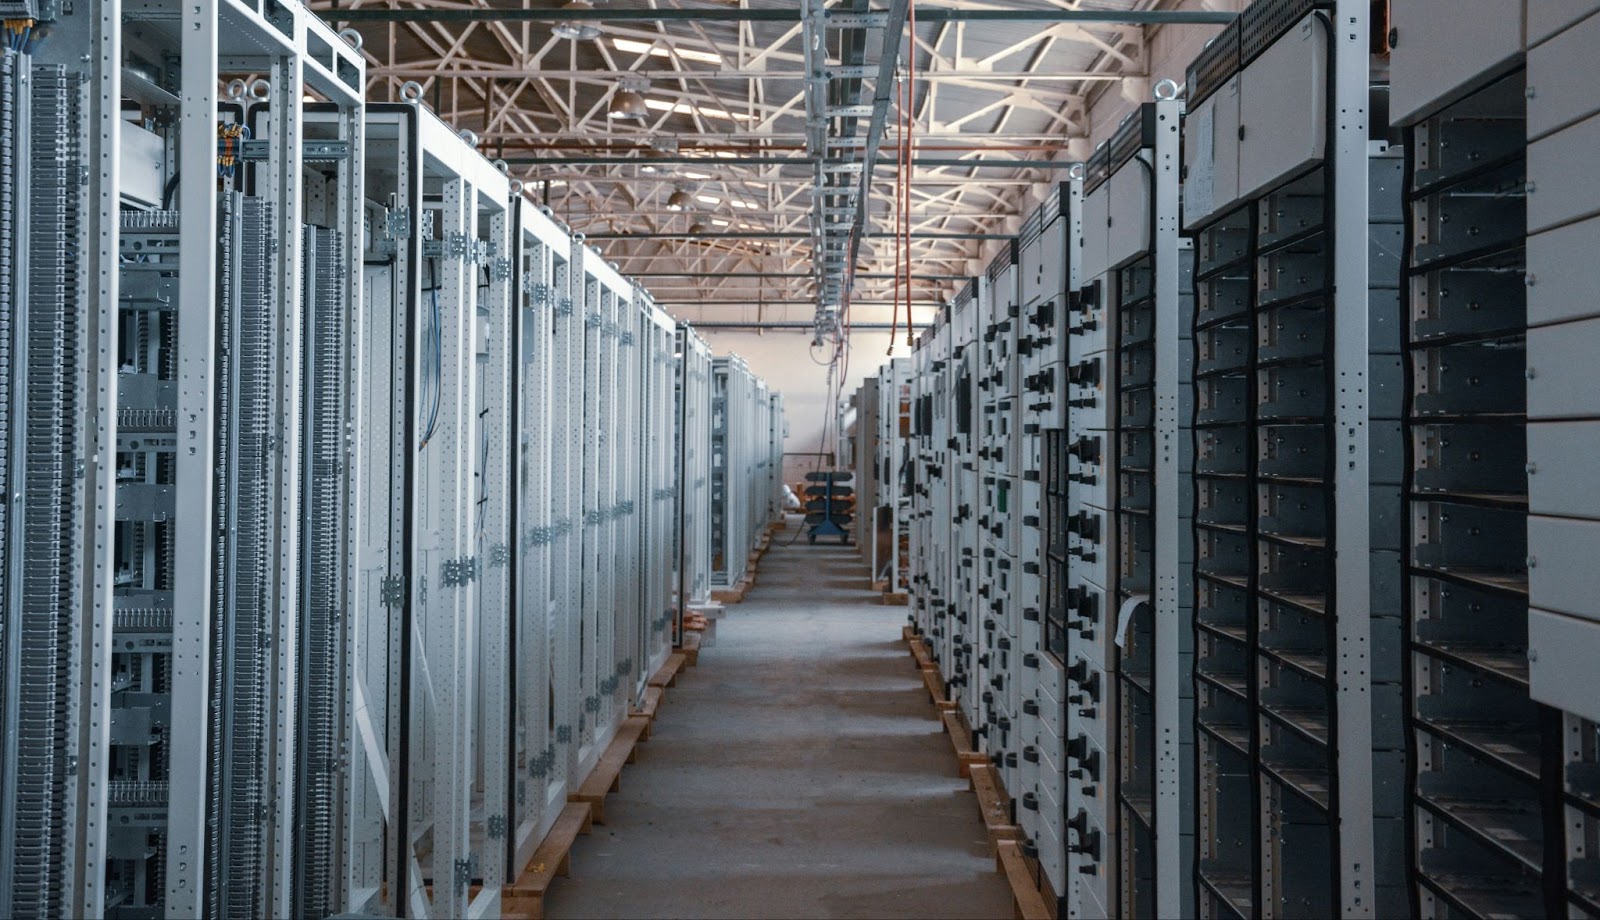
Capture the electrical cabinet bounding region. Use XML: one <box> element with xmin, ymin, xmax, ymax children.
<box><xmin>1021</xmin><ymin>179</ymin><xmax>1080</xmax><ymax>911</ymax></box>
<box><xmin>1389</xmin><ymin>6</ymin><xmax>1600</xmax><ymax>916</ymax></box>
<box><xmin>871</xmin><ymin>358</ymin><xmax>912</xmax><ymax>589</ymax></box>
<box><xmin>1183</xmin><ymin>2</ymin><xmax>1405</xmax><ymax>916</ymax></box>
<box><xmin>1066</xmin><ymin>100</ymin><xmax>1197</xmax><ymax>920</ymax></box>
<box><xmin>711</xmin><ymin>355</ymin><xmax>780</xmax><ymax>586</ymax></box>
<box><xmin>676</xmin><ymin>325</ymin><xmax>715</xmax><ymax>622</ymax></box>
<box><xmin>853</xmin><ymin>374</ymin><xmax>882</xmax><ymax>551</ymax></box>
<box><xmin>0</xmin><ymin>4</ymin><xmax>775</xmax><ymax>915</ymax></box>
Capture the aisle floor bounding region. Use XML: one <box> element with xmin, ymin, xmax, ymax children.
<box><xmin>544</xmin><ymin>520</ymin><xmax>1013</xmax><ymax>919</ymax></box>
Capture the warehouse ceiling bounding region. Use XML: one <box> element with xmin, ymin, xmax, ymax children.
<box><xmin>314</xmin><ymin>1</ymin><xmax>1234</xmax><ymax>324</ymax></box>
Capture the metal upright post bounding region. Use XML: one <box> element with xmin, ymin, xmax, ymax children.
<box><xmin>1330</xmin><ymin>1</ymin><xmax>1375</xmax><ymax>915</ymax></box>
<box><xmin>77</xmin><ymin>3</ymin><xmax>122</xmax><ymax>914</ymax></box>
<box><xmin>1150</xmin><ymin>94</ymin><xmax>1186</xmax><ymax>920</ymax></box>
<box><xmin>168</xmin><ymin>2</ymin><xmax>221</xmax><ymax>913</ymax></box>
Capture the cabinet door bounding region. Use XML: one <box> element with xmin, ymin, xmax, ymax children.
<box><xmin>1237</xmin><ymin>14</ymin><xmax>1326</xmax><ymax>200</ymax></box>
<box><xmin>1389</xmin><ymin>0</ymin><xmax>1524</xmax><ymax>126</ymax></box>
<box><xmin>1106</xmin><ymin>157</ymin><xmax>1151</xmax><ymax>272</ymax></box>
<box><xmin>1081</xmin><ymin>185</ymin><xmax>1112</xmax><ymax>283</ymax></box>
<box><xmin>1181</xmin><ymin>78</ymin><xmax>1241</xmax><ymax>231</ymax></box>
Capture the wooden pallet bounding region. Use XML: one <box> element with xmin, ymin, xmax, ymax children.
<box><xmin>680</xmin><ymin>629</ymin><xmax>702</xmax><ymax>667</ymax></box>
<box><xmin>969</xmin><ymin>764</ymin><xmax>1022</xmax><ymax>853</ymax></box>
<box><xmin>647</xmin><ymin>651</ymin><xmax>687</xmax><ymax>689</ymax></box>
<box><xmin>995</xmin><ymin>839</ymin><xmax>1053</xmax><ymax>920</ymax></box>
<box><xmin>920</xmin><ymin>665</ymin><xmax>957</xmax><ymax>712</ymax></box>
<box><xmin>630</xmin><ymin>685</ymin><xmax>664</xmax><ymax>740</ymax></box>
<box><xmin>501</xmin><ymin>802</ymin><xmax>593</xmax><ymax>920</ymax></box>
<box><xmin>942</xmin><ymin>710</ymin><xmax>990</xmax><ymax>779</ymax></box>
<box><xmin>568</xmin><ymin>715</ymin><xmax>650</xmax><ymax>824</ymax></box>
<box><xmin>711</xmin><ymin>578</ymin><xmax>752</xmax><ymax>604</ymax></box>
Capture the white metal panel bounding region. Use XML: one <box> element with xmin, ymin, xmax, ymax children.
<box><xmin>1527</xmin><ymin>314</ymin><xmax>1600</xmax><ymax>417</ymax></box>
<box><xmin>1528</xmin><ymin>8</ymin><xmax>1600</xmax><ymax>138</ymax></box>
<box><xmin>1529</xmin><ymin>608</ymin><xmax>1600</xmax><ymax>720</ymax></box>
<box><xmin>1081</xmin><ymin>186</ymin><xmax>1111</xmax><ymax>282</ymax></box>
<box><xmin>1527</xmin><ymin>0</ymin><xmax>1600</xmax><ymax>45</ymax></box>
<box><xmin>1529</xmin><ymin>516</ymin><xmax>1600</xmax><ymax>621</ymax></box>
<box><xmin>1237</xmin><ymin>15</ymin><xmax>1326</xmax><ymax>201</ymax></box>
<box><xmin>1528</xmin><ymin>421</ymin><xmax>1600</xmax><ymax>518</ymax></box>
<box><xmin>1527</xmin><ymin>111</ymin><xmax>1600</xmax><ymax>234</ymax></box>
<box><xmin>1106</xmin><ymin>157</ymin><xmax>1151</xmax><ymax>271</ymax></box>
<box><xmin>1388</xmin><ymin>0</ymin><xmax>1525</xmax><ymax>126</ymax></box>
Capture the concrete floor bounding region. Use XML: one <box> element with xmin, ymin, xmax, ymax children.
<box><xmin>544</xmin><ymin>521</ymin><xmax>1013</xmax><ymax>919</ymax></box>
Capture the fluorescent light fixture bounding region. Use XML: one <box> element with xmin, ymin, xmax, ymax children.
<box><xmin>682</xmin><ymin>170</ymin><xmax>711</xmax><ymax>180</ymax></box>
<box><xmin>643</xmin><ymin>98</ymin><xmax>751</xmax><ymax>122</ymax></box>
<box><xmin>696</xmin><ymin>194</ymin><xmax>721</xmax><ymax>205</ymax></box>
<box><xmin>613</xmin><ymin>37</ymin><xmax>722</xmax><ymax>65</ymax></box>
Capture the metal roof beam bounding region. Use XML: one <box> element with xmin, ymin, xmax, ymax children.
<box><xmin>581</xmin><ymin>230</ymin><xmax>1012</xmax><ymax>241</ymax></box>
<box><xmin>324</xmin><ymin>7</ymin><xmax>1235</xmax><ymax>26</ymax></box>
<box><xmin>502</xmin><ymin>154</ymin><xmax>1075</xmax><ymax>168</ymax></box>
<box><xmin>629</xmin><ymin>271</ymin><xmax>970</xmax><ymax>280</ymax></box>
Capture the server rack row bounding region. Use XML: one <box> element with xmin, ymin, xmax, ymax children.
<box><xmin>0</xmin><ymin>3</ymin><xmax>779</xmax><ymax>917</ymax></box>
<box><xmin>709</xmin><ymin>355</ymin><xmax>783</xmax><ymax>588</ymax></box>
<box><xmin>1390</xmin><ymin>3</ymin><xmax>1600</xmax><ymax>916</ymax></box>
<box><xmin>675</xmin><ymin>325</ymin><xmax>715</xmax><ymax>630</ymax></box>
<box><xmin>903</xmin><ymin>1</ymin><xmax>1600</xmax><ymax>916</ymax></box>
<box><xmin>848</xmin><ymin>373</ymin><xmax>882</xmax><ymax>551</ymax></box>
<box><xmin>854</xmin><ymin>358</ymin><xmax>912</xmax><ymax>589</ymax></box>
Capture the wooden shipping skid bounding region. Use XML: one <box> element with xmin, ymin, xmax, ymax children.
<box><xmin>905</xmin><ymin>629</ymin><xmax>1059</xmax><ymax>920</ymax></box>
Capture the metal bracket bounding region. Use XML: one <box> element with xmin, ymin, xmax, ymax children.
<box><xmin>619</xmin><ymin>330</ymin><xmax>636</xmax><ymax>346</ymax></box>
<box><xmin>492</xmin><ymin>257</ymin><xmax>512</xmax><ymax>281</ymax></box>
<box><xmin>453</xmin><ymin>857</ymin><xmax>474</xmax><ymax>893</ymax></box>
<box><xmin>441</xmin><ymin>555</ymin><xmax>478</xmax><ymax>587</ymax></box>
<box><xmin>231</xmin><ymin>136</ymin><xmax>351</xmax><ymax>165</ymax></box>
<box><xmin>380</xmin><ymin>573</ymin><xmax>406</xmax><ymax>607</ymax></box>
<box><xmin>557</xmin><ymin>297</ymin><xmax>574</xmax><ymax>317</ymax></box>
<box><xmin>489</xmin><ymin>543</ymin><xmax>511</xmax><ymax>566</ymax></box>
<box><xmin>826</xmin><ymin>10</ymin><xmax>888</xmax><ymax>27</ymax></box>
<box><xmin>376</xmin><ymin>207</ymin><xmax>411</xmax><ymax>254</ymax></box>
<box><xmin>556</xmin><ymin>724</ymin><xmax>572</xmax><ymax>743</ymax></box>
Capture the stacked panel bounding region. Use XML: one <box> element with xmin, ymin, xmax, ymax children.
<box><xmin>1181</xmin><ymin>1</ymin><xmax>1403</xmax><ymax>914</ymax></box>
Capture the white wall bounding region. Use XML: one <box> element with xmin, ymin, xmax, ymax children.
<box><xmin>697</xmin><ymin>328</ymin><xmax>910</xmax><ymax>473</ymax></box>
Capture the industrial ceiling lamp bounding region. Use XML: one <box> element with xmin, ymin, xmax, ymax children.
<box><xmin>552</xmin><ymin>0</ymin><xmax>601</xmax><ymax>41</ymax></box>
<box><xmin>608</xmin><ymin>88</ymin><xmax>649</xmax><ymax>120</ymax></box>
<box><xmin>665</xmin><ymin>186</ymin><xmax>693</xmax><ymax>212</ymax></box>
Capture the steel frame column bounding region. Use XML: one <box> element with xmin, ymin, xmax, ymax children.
<box><xmin>1149</xmin><ymin>94</ymin><xmax>1188</xmax><ymax>920</ymax></box>
<box><xmin>168</xmin><ymin>2</ymin><xmax>222</xmax><ymax>911</ymax></box>
<box><xmin>1330</xmin><ymin>0</ymin><xmax>1375</xmax><ymax>914</ymax></box>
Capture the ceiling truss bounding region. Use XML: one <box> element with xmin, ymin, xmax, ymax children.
<box><xmin>312</xmin><ymin>1</ymin><xmax>1233</xmax><ymax>320</ymax></box>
